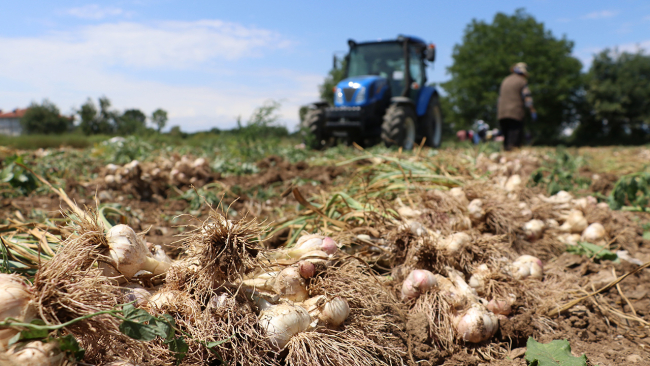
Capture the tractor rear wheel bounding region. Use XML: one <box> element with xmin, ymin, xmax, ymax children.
<box><xmin>421</xmin><ymin>95</ymin><xmax>443</xmax><ymax>148</ymax></box>
<box><xmin>302</xmin><ymin>108</ymin><xmax>328</xmax><ymax>150</ymax></box>
<box><xmin>381</xmin><ymin>104</ymin><xmax>417</xmax><ymax>150</ymax></box>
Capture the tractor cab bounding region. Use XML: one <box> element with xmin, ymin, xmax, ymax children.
<box><xmin>302</xmin><ymin>35</ymin><xmax>442</xmax><ymax>150</ymax></box>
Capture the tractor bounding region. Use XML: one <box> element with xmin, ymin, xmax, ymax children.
<box><xmin>302</xmin><ymin>35</ymin><xmax>443</xmax><ymax>150</ymax></box>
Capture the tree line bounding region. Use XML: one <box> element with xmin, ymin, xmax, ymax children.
<box><xmin>19</xmin><ymin>97</ymin><xmax>168</xmax><ymax>136</ymax></box>
<box><xmin>318</xmin><ymin>8</ymin><xmax>650</xmax><ymax>145</ymax></box>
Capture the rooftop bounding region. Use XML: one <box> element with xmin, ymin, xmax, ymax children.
<box><xmin>0</xmin><ymin>108</ymin><xmax>28</xmax><ymax>119</ymax></box>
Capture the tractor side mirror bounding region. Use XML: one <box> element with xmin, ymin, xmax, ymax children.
<box><xmin>426</xmin><ymin>44</ymin><xmax>436</xmax><ymax>62</ymax></box>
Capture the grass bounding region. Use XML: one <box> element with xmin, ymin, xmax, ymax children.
<box><xmin>0</xmin><ymin>134</ymin><xmax>110</xmax><ymax>149</ymax></box>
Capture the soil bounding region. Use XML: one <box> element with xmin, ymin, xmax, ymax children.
<box><xmin>4</xmin><ymin>151</ymin><xmax>650</xmax><ymax>366</ymax></box>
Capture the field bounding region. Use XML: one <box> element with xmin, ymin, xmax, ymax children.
<box><xmin>1</xmin><ymin>136</ymin><xmax>650</xmax><ymax>365</ymax></box>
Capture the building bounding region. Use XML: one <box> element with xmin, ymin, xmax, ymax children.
<box><xmin>0</xmin><ymin>108</ymin><xmax>27</xmax><ymax>136</ymax></box>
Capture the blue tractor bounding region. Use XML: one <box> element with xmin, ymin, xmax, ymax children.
<box><xmin>302</xmin><ymin>35</ymin><xmax>443</xmax><ymax>150</ymax></box>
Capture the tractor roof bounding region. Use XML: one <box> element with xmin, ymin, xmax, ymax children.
<box><xmin>349</xmin><ymin>34</ymin><xmax>427</xmax><ymax>48</ymax></box>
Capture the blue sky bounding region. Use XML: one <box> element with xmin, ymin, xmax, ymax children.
<box><xmin>1</xmin><ymin>1</ymin><xmax>649</xmax><ymax>132</ymax></box>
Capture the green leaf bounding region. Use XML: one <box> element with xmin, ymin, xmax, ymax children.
<box><xmin>566</xmin><ymin>242</ymin><xmax>619</xmax><ymax>263</ymax></box>
<box><xmin>166</xmin><ymin>336</ymin><xmax>189</xmax><ymax>364</ymax></box>
<box><xmin>57</xmin><ymin>334</ymin><xmax>86</xmax><ymax>361</ymax></box>
<box><xmin>643</xmin><ymin>231</ymin><xmax>650</xmax><ymax>241</ymax></box>
<box><xmin>150</xmin><ymin>318</ymin><xmax>173</xmax><ymax>340</ymax></box>
<box><xmin>8</xmin><ymin>319</ymin><xmax>50</xmax><ymax>345</ymax></box>
<box><xmin>525</xmin><ymin>338</ymin><xmax>588</xmax><ymax>366</ymax></box>
<box><xmin>122</xmin><ymin>304</ymin><xmax>154</xmax><ymax>323</ymax></box>
<box><xmin>119</xmin><ymin>320</ymin><xmax>161</xmax><ymax>341</ymax></box>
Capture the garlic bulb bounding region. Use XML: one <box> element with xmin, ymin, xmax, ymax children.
<box><xmin>401</xmin><ymin>270</ymin><xmax>437</xmax><ymax>300</ymax></box>
<box><xmin>453</xmin><ymin>303</ymin><xmax>499</xmax><ymax>343</ymax></box>
<box><xmin>559</xmin><ymin>210</ymin><xmax>588</xmax><ymax>234</ymax></box>
<box><xmin>467</xmin><ymin>199</ymin><xmax>485</xmax><ymax>221</ymax></box>
<box><xmin>150</xmin><ymin>245</ymin><xmax>172</xmax><ymax>264</ymax></box>
<box><xmin>522</xmin><ymin>219</ymin><xmax>545</xmax><ymax>241</ymax></box>
<box><xmin>297</xmin><ymin>261</ymin><xmax>316</xmax><ymax>279</ymax></box>
<box><xmin>319</xmin><ymin>297</ymin><xmax>350</xmax><ymax>327</ymax></box>
<box><xmin>550</xmin><ymin>190</ymin><xmax>573</xmax><ymax>203</ymax></box>
<box><xmin>402</xmin><ymin>220</ymin><xmax>427</xmax><ymax>237</ymax></box>
<box><xmin>518</xmin><ymin>202</ymin><xmax>533</xmax><ymax>221</ymax></box>
<box><xmin>450</xmin><ymin>215</ymin><xmax>472</xmax><ymax>231</ymax></box>
<box><xmin>243</xmin><ymin>267</ymin><xmax>309</xmax><ymax>302</ymax></box>
<box><xmin>0</xmin><ymin>274</ymin><xmax>35</xmax><ymax>348</ymax></box>
<box><xmin>122</xmin><ymin>284</ymin><xmax>152</xmax><ymax>306</ymax></box>
<box><xmin>397</xmin><ymin>206</ymin><xmax>422</xmax><ymax>219</ymax></box>
<box><xmin>468</xmin><ymin>264</ymin><xmax>490</xmax><ymax>296</ymax></box>
<box><xmin>438</xmin><ymin>232</ymin><xmax>471</xmax><ymax>254</ymax></box>
<box><xmin>545</xmin><ymin>219</ymin><xmax>559</xmax><ymax>229</ymax></box>
<box><xmin>449</xmin><ymin>187</ymin><xmax>469</xmax><ymax>206</ymax></box>
<box><xmin>558</xmin><ymin>233</ymin><xmax>581</xmax><ymax>246</ymax></box>
<box><xmin>1</xmin><ymin>340</ymin><xmax>64</xmax><ymax>366</ymax></box>
<box><xmin>572</xmin><ymin>196</ymin><xmax>597</xmax><ymax>210</ymax></box>
<box><xmin>257</xmin><ymin>298</ymin><xmax>311</xmax><ymax>349</ymax></box>
<box><xmin>271</xmin><ymin>267</ymin><xmax>308</xmax><ymax>302</ymax></box>
<box><xmin>512</xmin><ymin>255</ymin><xmax>543</xmax><ymax>280</ymax></box>
<box><xmin>505</xmin><ymin>174</ymin><xmax>522</xmax><ymax>192</ymax></box>
<box><xmin>596</xmin><ymin>202</ymin><xmax>610</xmax><ymax>210</ymax></box>
<box><xmin>581</xmin><ymin>223</ymin><xmax>606</xmax><ymax>243</ymax></box>
<box><xmin>277</xmin><ymin>235</ymin><xmax>338</xmax><ymax>259</ymax></box>
<box><xmin>103</xmin><ymin>225</ymin><xmax>171</xmax><ymax>280</ymax></box>
<box><xmin>486</xmin><ymin>296</ymin><xmax>515</xmax><ymax>316</ymax></box>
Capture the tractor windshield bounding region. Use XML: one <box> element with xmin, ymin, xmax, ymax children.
<box><xmin>347</xmin><ymin>42</ymin><xmax>424</xmax><ymax>96</ymax></box>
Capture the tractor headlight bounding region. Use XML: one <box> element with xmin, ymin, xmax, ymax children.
<box><xmin>334</xmin><ymin>88</ymin><xmax>343</xmax><ymax>104</ymax></box>
<box><xmin>355</xmin><ymin>87</ymin><xmax>366</xmax><ymax>103</ymax></box>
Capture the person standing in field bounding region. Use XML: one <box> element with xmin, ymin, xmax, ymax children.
<box><xmin>497</xmin><ymin>62</ymin><xmax>537</xmax><ymax>151</ymax></box>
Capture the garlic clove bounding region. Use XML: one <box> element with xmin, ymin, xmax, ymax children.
<box><xmin>511</xmin><ymin>255</ymin><xmax>543</xmax><ymax>280</ymax></box>
<box><xmin>259</xmin><ymin>303</ymin><xmax>311</xmax><ymax>349</ymax></box>
<box><xmin>522</xmin><ymin>219</ymin><xmax>545</xmax><ymax>241</ymax></box>
<box><xmin>271</xmin><ymin>267</ymin><xmax>309</xmax><ymax>302</ymax></box>
<box><xmin>319</xmin><ymin>297</ymin><xmax>350</xmax><ymax>327</ymax></box>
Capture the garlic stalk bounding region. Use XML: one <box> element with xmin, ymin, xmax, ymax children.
<box><xmin>103</xmin><ymin>225</ymin><xmax>171</xmax><ymax>281</ymax></box>
<box><xmin>0</xmin><ymin>274</ymin><xmax>36</xmax><ymax>348</ymax></box>
<box><xmin>255</xmin><ymin>296</ymin><xmax>311</xmax><ymax>349</ymax></box>
<box><xmin>401</xmin><ymin>269</ymin><xmax>437</xmax><ymax>300</ymax></box>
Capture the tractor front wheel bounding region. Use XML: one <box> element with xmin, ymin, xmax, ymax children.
<box><xmin>302</xmin><ymin>108</ymin><xmax>328</xmax><ymax>150</ymax></box>
<box><xmin>381</xmin><ymin>104</ymin><xmax>417</xmax><ymax>150</ymax></box>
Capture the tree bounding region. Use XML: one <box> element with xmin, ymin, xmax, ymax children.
<box><xmin>152</xmin><ymin>109</ymin><xmax>168</xmax><ymax>133</ymax></box>
<box><xmin>117</xmin><ymin>109</ymin><xmax>147</xmax><ymax>135</ymax></box>
<box><xmin>319</xmin><ymin>57</ymin><xmax>347</xmax><ymax>104</ymax></box>
<box><xmin>572</xmin><ymin>49</ymin><xmax>650</xmax><ymax>144</ymax></box>
<box><xmin>20</xmin><ymin>99</ymin><xmax>72</xmax><ymax>134</ymax></box>
<box><xmin>441</xmin><ymin>9</ymin><xmax>584</xmax><ymax>143</ymax></box>
<box><xmin>78</xmin><ymin>97</ymin><xmax>117</xmax><ymax>135</ymax></box>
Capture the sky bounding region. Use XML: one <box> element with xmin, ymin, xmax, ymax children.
<box><xmin>1</xmin><ymin>1</ymin><xmax>650</xmax><ymax>132</ymax></box>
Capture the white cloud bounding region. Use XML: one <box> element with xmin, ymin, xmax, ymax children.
<box><xmin>574</xmin><ymin>40</ymin><xmax>650</xmax><ymax>69</ymax></box>
<box><xmin>67</xmin><ymin>4</ymin><xmax>127</xmax><ymax>20</ymax></box>
<box><xmin>582</xmin><ymin>10</ymin><xmax>619</xmax><ymax>20</ymax></box>
<box><xmin>0</xmin><ymin>20</ymin><xmax>316</xmax><ymax>132</ymax></box>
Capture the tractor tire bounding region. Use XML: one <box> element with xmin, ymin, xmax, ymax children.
<box><xmin>421</xmin><ymin>95</ymin><xmax>443</xmax><ymax>148</ymax></box>
<box><xmin>381</xmin><ymin>104</ymin><xmax>417</xmax><ymax>150</ymax></box>
<box><xmin>302</xmin><ymin>108</ymin><xmax>328</xmax><ymax>150</ymax></box>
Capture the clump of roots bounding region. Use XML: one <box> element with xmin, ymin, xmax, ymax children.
<box><xmin>146</xmin><ymin>289</ymin><xmax>278</xmax><ymax>366</ymax></box>
<box><xmin>301</xmin><ymin>260</ymin><xmax>407</xmax><ymax>366</ymax></box>
<box><xmin>32</xmin><ymin>209</ymin><xmax>150</xmax><ymax>364</ymax></box>
<box><xmin>169</xmin><ymin>206</ymin><xmax>267</xmax><ymax>296</ymax></box>
<box><xmin>410</xmin><ymin>291</ymin><xmax>456</xmax><ymax>352</ymax></box>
